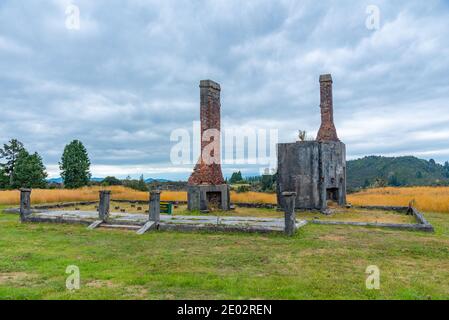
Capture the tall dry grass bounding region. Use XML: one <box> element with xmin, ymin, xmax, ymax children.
<box><xmin>347</xmin><ymin>186</ymin><xmax>449</xmax><ymax>213</ymax></box>
<box><xmin>230</xmin><ymin>192</ymin><xmax>276</xmax><ymax>204</ymax></box>
<box><xmin>0</xmin><ymin>186</ymin><xmax>185</xmax><ymax>205</ymax></box>
<box><xmin>1</xmin><ymin>186</ymin><xmax>447</xmax><ymax>213</ymax></box>
<box><xmin>0</xmin><ymin>186</ymin><xmax>275</xmax><ymax>206</ymax></box>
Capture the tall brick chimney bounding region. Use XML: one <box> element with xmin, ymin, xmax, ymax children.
<box><xmin>188</xmin><ymin>80</ymin><xmax>225</xmax><ymax>185</ymax></box>
<box><xmin>316</xmin><ymin>74</ymin><xmax>340</xmax><ymax>142</ymax></box>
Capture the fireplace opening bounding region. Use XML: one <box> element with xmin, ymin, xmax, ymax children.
<box><xmin>326</xmin><ymin>188</ymin><xmax>339</xmax><ymax>206</ymax></box>
<box><xmin>206</xmin><ymin>191</ymin><xmax>222</xmax><ymax>210</ymax></box>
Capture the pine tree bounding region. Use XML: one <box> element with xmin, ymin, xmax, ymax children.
<box><xmin>0</xmin><ymin>167</ymin><xmax>9</xmax><ymax>189</ymax></box>
<box><xmin>12</xmin><ymin>150</ymin><xmax>47</xmax><ymax>189</ymax></box>
<box><xmin>0</xmin><ymin>139</ymin><xmax>25</xmax><ymax>186</ymax></box>
<box><xmin>59</xmin><ymin>140</ymin><xmax>91</xmax><ymax>189</ymax></box>
<box><xmin>229</xmin><ymin>171</ymin><xmax>243</xmax><ymax>184</ymax></box>
<box><xmin>137</xmin><ymin>175</ymin><xmax>148</xmax><ymax>191</ymax></box>
<box><xmin>444</xmin><ymin>161</ymin><xmax>449</xmax><ymax>178</ymax></box>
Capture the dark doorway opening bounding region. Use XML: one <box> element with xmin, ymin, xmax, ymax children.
<box><xmin>326</xmin><ymin>188</ymin><xmax>339</xmax><ymax>207</ymax></box>
<box><xmin>206</xmin><ymin>192</ymin><xmax>222</xmax><ymax>210</ymax></box>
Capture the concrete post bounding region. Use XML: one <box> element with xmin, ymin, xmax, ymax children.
<box><xmin>282</xmin><ymin>191</ymin><xmax>297</xmax><ymax>236</ymax></box>
<box><xmin>98</xmin><ymin>190</ymin><xmax>111</xmax><ymax>222</ymax></box>
<box><xmin>149</xmin><ymin>190</ymin><xmax>161</xmax><ymax>222</ymax></box>
<box><xmin>20</xmin><ymin>188</ymin><xmax>32</xmax><ymax>221</ymax></box>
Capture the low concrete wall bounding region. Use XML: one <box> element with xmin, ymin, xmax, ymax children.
<box><xmin>311</xmin><ymin>206</ymin><xmax>434</xmax><ymax>232</ymax></box>
<box><xmin>312</xmin><ymin>220</ymin><xmax>434</xmax><ymax>232</ymax></box>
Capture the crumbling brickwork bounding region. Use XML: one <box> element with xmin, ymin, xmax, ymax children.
<box><xmin>316</xmin><ymin>74</ymin><xmax>340</xmax><ymax>142</ymax></box>
<box><xmin>188</xmin><ymin>80</ymin><xmax>225</xmax><ymax>185</ymax></box>
<box><xmin>187</xmin><ymin>80</ymin><xmax>230</xmax><ymax>212</ymax></box>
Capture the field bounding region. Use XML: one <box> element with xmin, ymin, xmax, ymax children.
<box><xmin>0</xmin><ymin>186</ymin><xmax>448</xmax><ymax>214</ymax></box>
<box><xmin>1</xmin><ymin>205</ymin><xmax>448</xmax><ymax>299</ymax></box>
<box><xmin>0</xmin><ymin>186</ymin><xmax>274</xmax><ymax>206</ymax></box>
<box><xmin>348</xmin><ymin>187</ymin><xmax>449</xmax><ymax>214</ymax></box>
<box><xmin>1</xmin><ymin>186</ymin><xmax>449</xmax><ymax>299</ymax></box>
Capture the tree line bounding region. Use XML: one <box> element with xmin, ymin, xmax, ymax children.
<box><xmin>0</xmin><ymin>139</ymin><xmax>91</xmax><ymax>189</ymax></box>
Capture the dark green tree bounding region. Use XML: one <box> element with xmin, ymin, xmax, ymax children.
<box><xmin>444</xmin><ymin>161</ymin><xmax>449</xmax><ymax>178</ymax></box>
<box><xmin>363</xmin><ymin>179</ymin><xmax>371</xmax><ymax>188</ymax></box>
<box><xmin>12</xmin><ymin>150</ymin><xmax>47</xmax><ymax>189</ymax></box>
<box><xmin>388</xmin><ymin>174</ymin><xmax>402</xmax><ymax>187</ymax></box>
<box><xmin>59</xmin><ymin>140</ymin><xmax>91</xmax><ymax>188</ymax></box>
<box><xmin>261</xmin><ymin>174</ymin><xmax>275</xmax><ymax>192</ymax></box>
<box><xmin>229</xmin><ymin>171</ymin><xmax>243</xmax><ymax>184</ymax></box>
<box><xmin>0</xmin><ymin>167</ymin><xmax>9</xmax><ymax>189</ymax></box>
<box><xmin>102</xmin><ymin>176</ymin><xmax>122</xmax><ymax>186</ymax></box>
<box><xmin>137</xmin><ymin>175</ymin><xmax>148</xmax><ymax>191</ymax></box>
<box><xmin>0</xmin><ymin>139</ymin><xmax>25</xmax><ymax>186</ymax></box>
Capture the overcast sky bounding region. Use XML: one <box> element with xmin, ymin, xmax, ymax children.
<box><xmin>1</xmin><ymin>0</ymin><xmax>449</xmax><ymax>180</ymax></box>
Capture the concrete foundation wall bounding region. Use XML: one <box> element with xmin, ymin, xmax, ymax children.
<box><xmin>187</xmin><ymin>184</ymin><xmax>230</xmax><ymax>211</ymax></box>
<box><xmin>277</xmin><ymin>141</ymin><xmax>346</xmax><ymax>210</ymax></box>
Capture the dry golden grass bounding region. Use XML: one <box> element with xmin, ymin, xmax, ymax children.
<box><xmin>230</xmin><ymin>191</ymin><xmax>276</xmax><ymax>204</ymax></box>
<box><xmin>1</xmin><ymin>185</ymin><xmax>448</xmax><ymax>213</ymax></box>
<box><xmin>347</xmin><ymin>186</ymin><xmax>449</xmax><ymax>213</ymax></box>
<box><xmin>0</xmin><ymin>186</ymin><xmax>150</xmax><ymax>205</ymax></box>
<box><xmin>0</xmin><ymin>187</ymin><xmax>274</xmax><ymax>205</ymax></box>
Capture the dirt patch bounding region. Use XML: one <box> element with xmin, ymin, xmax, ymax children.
<box><xmin>85</xmin><ymin>280</ymin><xmax>118</xmax><ymax>289</ymax></box>
<box><xmin>125</xmin><ymin>286</ymin><xmax>149</xmax><ymax>299</ymax></box>
<box><xmin>0</xmin><ymin>272</ymin><xmax>31</xmax><ymax>284</ymax></box>
<box><xmin>319</xmin><ymin>235</ymin><xmax>347</xmax><ymax>242</ymax></box>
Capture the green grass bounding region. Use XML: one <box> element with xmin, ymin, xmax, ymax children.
<box><xmin>1</xmin><ymin>204</ymin><xmax>448</xmax><ymax>300</ymax></box>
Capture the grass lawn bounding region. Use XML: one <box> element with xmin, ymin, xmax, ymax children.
<box><xmin>0</xmin><ymin>204</ymin><xmax>448</xmax><ymax>300</ymax></box>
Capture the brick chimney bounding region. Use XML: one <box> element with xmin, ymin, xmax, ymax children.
<box><xmin>316</xmin><ymin>74</ymin><xmax>340</xmax><ymax>142</ymax></box>
<box><xmin>188</xmin><ymin>80</ymin><xmax>225</xmax><ymax>185</ymax></box>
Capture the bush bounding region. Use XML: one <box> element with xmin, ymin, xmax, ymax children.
<box><xmin>102</xmin><ymin>176</ymin><xmax>122</xmax><ymax>186</ymax></box>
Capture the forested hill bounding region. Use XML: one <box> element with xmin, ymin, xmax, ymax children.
<box><xmin>347</xmin><ymin>156</ymin><xmax>449</xmax><ymax>191</ymax></box>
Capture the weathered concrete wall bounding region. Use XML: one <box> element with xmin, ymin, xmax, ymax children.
<box><xmin>187</xmin><ymin>184</ymin><xmax>230</xmax><ymax>211</ymax></box>
<box><xmin>277</xmin><ymin>141</ymin><xmax>346</xmax><ymax>210</ymax></box>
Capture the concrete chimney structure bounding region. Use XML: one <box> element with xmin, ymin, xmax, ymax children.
<box><xmin>277</xmin><ymin>74</ymin><xmax>346</xmax><ymax>211</ymax></box>
<box><xmin>187</xmin><ymin>80</ymin><xmax>230</xmax><ymax>212</ymax></box>
<box><xmin>316</xmin><ymin>74</ymin><xmax>339</xmax><ymax>142</ymax></box>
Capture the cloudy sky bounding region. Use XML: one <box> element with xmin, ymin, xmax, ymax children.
<box><xmin>1</xmin><ymin>0</ymin><xmax>449</xmax><ymax>180</ymax></box>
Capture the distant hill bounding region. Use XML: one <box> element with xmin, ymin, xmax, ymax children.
<box><xmin>145</xmin><ymin>178</ymin><xmax>171</xmax><ymax>183</ymax></box>
<box><xmin>347</xmin><ymin>156</ymin><xmax>449</xmax><ymax>191</ymax></box>
<box><xmin>46</xmin><ymin>177</ymin><xmax>172</xmax><ymax>184</ymax></box>
<box><xmin>47</xmin><ymin>177</ymin><xmax>104</xmax><ymax>184</ymax></box>
<box><xmin>47</xmin><ymin>177</ymin><xmax>63</xmax><ymax>184</ymax></box>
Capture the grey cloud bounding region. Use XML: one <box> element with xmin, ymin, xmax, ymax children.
<box><xmin>0</xmin><ymin>0</ymin><xmax>449</xmax><ymax>179</ymax></box>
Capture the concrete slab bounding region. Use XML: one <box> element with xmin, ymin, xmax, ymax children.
<box><xmin>27</xmin><ymin>210</ymin><xmax>306</xmax><ymax>233</ymax></box>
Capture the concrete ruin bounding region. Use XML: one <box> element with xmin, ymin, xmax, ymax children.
<box><xmin>277</xmin><ymin>74</ymin><xmax>347</xmax><ymax>211</ymax></box>
<box><xmin>187</xmin><ymin>80</ymin><xmax>230</xmax><ymax>211</ymax></box>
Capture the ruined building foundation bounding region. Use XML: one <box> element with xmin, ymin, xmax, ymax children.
<box><xmin>187</xmin><ymin>80</ymin><xmax>230</xmax><ymax>211</ymax></box>
<box><xmin>277</xmin><ymin>74</ymin><xmax>346</xmax><ymax>211</ymax></box>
